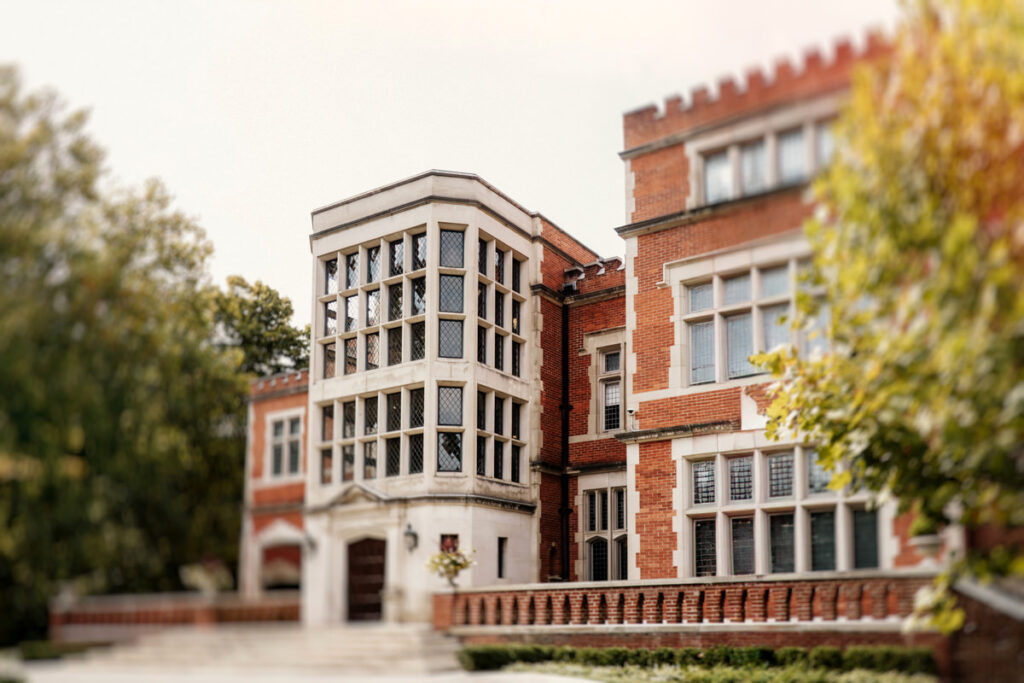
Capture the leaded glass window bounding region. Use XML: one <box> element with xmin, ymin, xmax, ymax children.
<box><xmin>589</xmin><ymin>538</ymin><xmax>608</xmax><ymax>581</ymax></box>
<box><xmin>732</xmin><ymin>517</ymin><xmax>754</xmax><ymax>575</ymax></box>
<box><xmin>511</xmin><ymin>445</ymin><xmax>520</xmax><ymax>483</ymax></box>
<box><xmin>366</xmin><ymin>245</ymin><xmax>380</xmax><ymax>283</ymax></box>
<box><xmin>493</xmin><ymin>397</ymin><xmax>504</xmax><ymax>435</ymax></box>
<box><xmin>778</xmin><ymin>128</ymin><xmax>807</xmax><ymax>184</ymax></box>
<box><xmin>476</xmin><ymin>435</ymin><xmax>486</xmax><ymax>476</ymax></box>
<box><xmin>346</xmin><ymin>252</ymin><xmax>359</xmax><ymax>289</ymax></box>
<box><xmin>741</xmin><ymin>139</ymin><xmax>767</xmax><ymax>195</ymax></box>
<box><xmin>603</xmin><ymin>381</ymin><xmax>621</xmax><ymax>431</ymax></box>
<box><xmin>412</xmin><ymin>233</ymin><xmax>427</xmax><ymax>270</ymax></box>
<box><xmin>616</xmin><ymin>536</ymin><xmax>628</xmax><ymax>580</ymax></box>
<box><xmin>690</xmin><ymin>320</ymin><xmax>715</xmax><ymax>383</ymax></box>
<box><xmin>438</xmin><ymin>386</ymin><xmax>462</xmax><ymax>426</ymax></box>
<box><xmin>587</xmin><ymin>491</ymin><xmax>596</xmax><ymax>531</ymax></box>
<box><xmin>763</xmin><ymin>303</ymin><xmax>790</xmax><ymax>351</ymax></box>
<box><xmin>439</xmin><ymin>274</ymin><xmax>463</xmax><ymax>313</ymax></box>
<box><xmin>271</xmin><ymin>436</ymin><xmax>283</xmax><ymax>476</ymax></box>
<box><xmin>511</xmin><ymin>300</ymin><xmax>520</xmax><ymax>335</ymax></box>
<box><xmin>770</xmin><ymin>514</ymin><xmax>795</xmax><ymax>573</ymax></box>
<box><xmin>694</xmin><ymin>519</ymin><xmax>717</xmax><ymax>577</ymax></box>
<box><xmin>342</xmin><ymin>444</ymin><xmax>354</xmax><ymax>481</ymax></box>
<box><xmin>599</xmin><ymin>490</ymin><xmax>608</xmax><ymax>530</ymax></box>
<box><xmin>604</xmin><ymin>351</ymin><xmax>620</xmax><ymax>373</ymax></box>
<box><xmin>343</xmin><ymin>401</ymin><xmax>355</xmax><ymax>438</ymax></box>
<box><xmin>477</xmin><ymin>283</ymin><xmax>487</xmax><ymax>318</ymax></box>
<box><xmin>493</xmin><ymin>440</ymin><xmax>503</xmax><ymax>479</ymax></box>
<box><xmin>323</xmin><ymin>342</ymin><xmax>336</xmax><ymax>378</ymax></box>
<box><xmin>288</xmin><ymin>418</ymin><xmax>301</xmax><ymax>474</ymax></box>
<box><xmin>365</xmin><ymin>332</ymin><xmax>379</xmax><ymax>370</ymax></box>
<box><xmin>366</xmin><ymin>289</ymin><xmax>380</xmax><ymax>326</ymax></box>
<box><xmin>511</xmin><ymin>341</ymin><xmax>521</xmax><ymax>377</ymax></box>
<box><xmin>494</xmin><ymin>249</ymin><xmax>505</xmax><ymax>284</ymax></box>
<box><xmin>693</xmin><ymin>460</ymin><xmax>715</xmax><ymax>505</ymax></box>
<box><xmin>321</xmin><ymin>404</ymin><xmax>333</xmax><ymax>441</ymax></box>
<box><xmin>325</xmin><ymin>258</ymin><xmax>338</xmax><ymax>294</ymax></box>
<box><xmin>493</xmin><ymin>333</ymin><xmax>504</xmax><ymax>370</ymax></box>
<box><xmin>476</xmin><ymin>391</ymin><xmax>486</xmax><ymax>430</ymax></box>
<box><xmin>324</xmin><ymin>301</ymin><xmax>337</xmax><ymax>336</ymax></box>
<box><xmin>511</xmin><ymin>259</ymin><xmax>521</xmax><ymax>293</ymax></box>
<box><xmin>389</xmin><ymin>239</ymin><xmax>403</xmax><ymax>277</ymax></box>
<box><xmin>810</xmin><ymin>510</ymin><xmax>836</xmax><ymax>571</ymax></box>
<box><xmin>386</xmin><ymin>392</ymin><xmax>401</xmax><ymax>432</ymax></box>
<box><xmin>438</xmin><ymin>319</ymin><xmax>463</xmax><ymax>358</ymax></box>
<box><xmin>807</xmin><ymin>449</ymin><xmax>830</xmax><ymax>494</ymax></box>
<box><xmin>768</xmin><ymin>452</ymin><xmax>794</xmax><ymax>497</ymax></box>
<box><xmin>853</xmin><ymin>509</ymin><xmax>879</xmax><ymax>569</ymax></box>
<box><xmin>437</xmin><ymin>432</ymin><xmax>462</xmax><ymax>472</ymax></box>
<box><xmin>410</xmin><ymin>321</ymin><xmax>425</xmax><ymax>360</ymax></box>
<box><xmin>364</xmin><ymin>396</ymin><xmax>378</xmax><ymax>434</ymax></box>
<box><xmin>494</xmin><ymin>292</ymin><xmax>504</xmax><ymax>327</ymax></box>
<box><xmin>704</xmin><ymin>150</ymin><xmax>732</xmax><ymax>203</ymax></box>
<box><xmin>689</xmin><ymin>282</ymin><xmax>713</xmax><ymax>312</ymax></box>
<box><xmin>345</xmin><ymin>296</ymin><xmax>358</xmax><ymax>332</ymax></box>
<box><xmin>439</xmin><ymin>229</ymin><xmax>464</xmax><ymax>268</ymax></box>
<box><xmin>760</xmin><ymin>265</ymin><xmax>789</xmax><ymax>298</ymax></box>
<box><xmin>724</xmin><ymin>273</ymin><xmax>751</xmax><ymax>305</ymax></box>
<box><xmin>411</xmin><ymin>277</ymin><xmax>426</xmax><ymax>315</ymax></box>
<box><xmin>388</xmin><ymin>284</ymin><xmax>402</xmax><ymax>322</ymax></box>
<box><xmin>409</xmin><ymin>388</ymin><xmax>424</xmax><ymax>428</ymax></box>
<box><xmin>387</xmin><ymin>327</ymin><xmax>402</xmax><ymax>366</ymax></box>
<box><xmin>344</xmin><ymin>337</ymin><xmax>357</xmax><ymax>374</ymax></box>
<box><xmin>408</xmin><ymin>433</ymin><xmax>423</xmax><ymax>474</ymax></box>
<box><xmin>364</xmin><ymin>441</ymin><xmax>377</xmax><ymax>479</ymax></box>
<box><xmin>477</xmin><ymin>325</ymin><xmax>486</xmax><ymax>363</ymax></box>
<box><xmin>385</xmin><ymin>437</ymin><xmax>400</xmax><ymax>477</ymax></box>
<box><xmin>511</xmin><ymin>402</ymin><xmax>521</xmax><ymax>440</ymax></box>
<box><xmin>726</xmin><ymin>313</ymin><xmax>755</xmax><ymax>378</ymax></box>
<box><xmin>478</xmin><ymin>238</ymin><xmax>487</xmax><ymax>274</ymax></box>
<box><xmin>615</xmin><ymin>489</ymin><xmax>625</xmax><ymax>530</ymax></box>
<box><xmin>729</xmin><ymin>456</ymin><xmax>753</xmax><ymax>501</ymax></box>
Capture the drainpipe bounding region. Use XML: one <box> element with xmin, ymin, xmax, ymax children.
<box><xmin>559</xmin><ymin>291</ymin><xmax>572</xmax><ymax>580</ymax></box>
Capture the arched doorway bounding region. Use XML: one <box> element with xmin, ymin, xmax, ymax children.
<box><xmin>347</xmin><ymin>538</ymin><xmax>386</xmax><ymax>621</ymax></box>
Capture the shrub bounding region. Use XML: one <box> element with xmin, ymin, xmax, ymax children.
<box><xmin>601</xmin><ymin>647</ymin><xmax>631</xmax><ymax>666</ymax></box>
<box><xmin>552</xmin><ymin>646</ymin><xmax>576</xmax><ymax>662</ymax></box>
<box><xmin>651</xmin><ymin>647</ymin><xmax>676</xmax><ymax>665</ymax></box>
<box><xmin>903</xmin><ymin>646</ymin><xmax>936</xmax><ymax>674</ymax></box>
<box><xmin>675</xmin><ymin>647</ymin><xmax>702</xmax><ymax>666</ymax></box>
<box><xmin>808</xmin><ymin>646</ymin><xmax>842</xmax><ymax>670</ymax></box>
<box><xmin>457</xmin><ymin>645</ymin><xmax>514</xmax><ymax>671</ymax></box>
<box><xmin>628</xmin><ymin>647</ymin><xmax>652</xmax><ymax>667</ymax></box>
<box><xmin>776</xmin><ymin>647</ymin><xmax>808</xmax><ymax>666</ymax></box>
<box><xmin>702</xmin><ymin>646</ymin><xmax>734</xmax><ymax>667</ymax></box>
<box><xmin>574</xmin><ymin>647</ymin><xmax>602</xmax><ymax>665</ymax></box>
<box><xmin>731</xmin><ymin>645</ymin><xmax>774</xmax><ymax>667</ymax></box>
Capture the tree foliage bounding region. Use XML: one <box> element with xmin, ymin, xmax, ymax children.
<box><xmin>756</xmin><ymin>0</ymin><xmax>1024</xmax><ymax>627</ymax></box>
<box><xmin>213</xmin><ymin>275</ymin><xmax>308</xmax><ymax>376</ymax></box>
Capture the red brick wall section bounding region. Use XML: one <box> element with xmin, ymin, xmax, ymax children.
<box><xmin>629</xmin><ymin>144</ymin><xmax>689</xmax><ymax>224</ymax></box>
<box><xmin>949</xmin><ymin>587</ymin><xmax>1024</xmax><ymax>682</ymax></box>
<box><xmin>638</xmin><ymin>388</ymin><xmax>742</xmax><ymax>433</ymax></box>
<box><xmin>540</xmin><ymin>218</ymin><xmax>600</xmax><ymax>266</ymax></box>
<box><xmin>249</xmin><ymin>382</ymin><xmax>309</xmax><ymax>480</ymax></box>
<box><xmin>634</xmin><ymin>440</ymin><xmax>677</xmax><ymax>578</ymax></box>
<box><xmin>252</xmin><ymin>482</ymin><xmax>305</xmax><ymax>506</ymax></box>
<box><xmin>252</xmin><ymin>511</ymin><xmax>303</xmax><ymax>535</ymax></box>
<box><xmin>569</xmin><ymin>260</ymin><xmax>625</xmax><ymax>296</ymax></box>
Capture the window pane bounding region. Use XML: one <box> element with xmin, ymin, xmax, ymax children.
<box><xmin>511</xmin><ymin>341</ymin><xmax>521</xmax><ymax>377</ymax></box>
<box><xmin>693</xmin><ymin>460</ymin><xmax>715</xmax><ymax>504</ymax></box>
<box><xmin>273</xmin><ymin>420</ymin><xmax>284</xmax><ymax>438</ymax></box>
<box><xmin>439</xmin><ymin>230</ymin><xmax>464</xmax><ymax>268</ymax></box>
<box><xmin>603</xmin><ymin>381</ymin><xmax>621</xmax><ymax>431</ymax></box>
<box><xmin>345</xmin><ymin>296</ymin><xmax>358</xmax><ymax>332</ymax></box>
<box><xmin>741</xmin><ymin>139</ymin><xmax>767</xmax><ymax>194</ymax></box>
<box><xmin>511</xmin><ymin>300</ymin><xmax>520</xmax><ymax>335</ymax></box>
<box><xmin>272</xmin><ymin>444</ymin><xmax>283</xmax><ymax>475</ymax></box>
<box><xmin>408</xmin><ymin>434</ymin><xmax>423</xmax><ymax>474</ymax></box>
<box><xmin>763</xmin><ymin>303</ymin><xmax>790</xmax><ymax>351</ymax></box>
<box><xmin>770</xmin><ymin>514</ymin><xmax>795</xmax><ymax>573</ymax></box>
<box><xmin>587</xmin><ymin>491</ymin><xmax>596</xmax><ymax>531</ymax></box>
<box><xmin>287</xmin><ymin>442</ymin><xmax>299</xmax><ymax>474</ymax></box>
<box><xmin>412</xmin><ymin>233</ymin><xmax>427</xmax><ymax>270</ymax></box>
<box><xmin>324</xmin><ymin>301</ymin><xmax>337</xmax><ymax>336</ymax></box>
<box><xmin>512</xmin><ymin>259</ymin><xmax>521</xmax><ymax>293</ymax></box>
<box><xmin>438</xmin><ymin>319</ymin><xmax>463</xmax><ymax>358</ymax></box>
<box><xmin>437</xmin><ymin>432</ymin><xmax>462</xmax><ymax>472</ymax></box>
<box><xmin>386</xmin><ymin>437</ymin><xmax>401</xmax><ymax>477</ymax></box>
<box><xmin>365</xmin><ymin>397</ymin><xmax>378</xmax><ymax>435</ymax></box>
<box><xmin>694</xmin><ymin>519</ymin><xmax>717</xmax><ymax>577</ymax></box>
<box><xmin>510</xmin><ymin>444</ymin><xmax>520</xmax><ymax>483</ymax></box>
<box><xmin>726</xmin><ymin>313</ymin><xmax>755</xmax><ymax>378</ymax></box>
<box><xmin>615</xmin><ymin>489</ymin><xmax>626</xmax><ymax>530</ymax></box>
<box><xmin>590</xmin><ymin>538</ymin><xmax>608</xmax><ymax>581</ymax></box>
<box><xmin>704</xmin><ymin>150</ymin><xmax>732</xmax><ymax>203</ymax></box>
<box><xmin>729</xmin><ymin>456</ymin><xmax>753</xmax><ymax>501</ymax></box>
<box><xmin>323</xmin><ymin>342</ymin><xmax>336</xmax><ymax>378</ymax></box>
<box><xmin>689</xmin><ymin>282</ymin><xmax>713</xmax><ymax>312</ymax></box>
<box><xmin>760</xmin><ymin>265</ymin><xmax>789</xmax><ymax>298</ymax></box>
<box><xmin>344</xmin><ymin>338</ymin><xmax>357</xmax><ymax>374</ymax></box>
<box><xmin>802</xmin><ymin>301</ymin><xmax>830</xmax><ymax>357</ymax></box>
<box><xmin>494</xmin><ymin>249</ymin><xmax>505</xmax><ymax>285</ymax></box>
<box><xmin>365</xmin><ymin>332</ymin><xmax>379</xmax><ymax>370</ymax></box>
<box><xmin>410</xmin><ymin>321</ymin><xmax>425</xmax><ymax>360</ymax></box>
<box><xmin>342</xmin><ymin>444</ymin><xmax>354</xmax><ymax>481</ymax></box>
<box><xmin>778</xmin><ymin>128</ymin><xmax>807</xmax><ymax>183</ymax></box>
<box><xmin>493</xmin><ymin>440</ymin><xmax>503</xmax><ymax>479</ymax></box>
<box><xmin>389</xmin><ymin>239</ymin><xmax>404</xmax><ymax>277</ymax></box>
<box><xmin>494</xmin><ymin>292</ymin><xmax>504</xmax><ymax>327</ymax></box>
<box><xmin>438</xmin><ymin>386</ymin><xmax>463</xmax><ymax>426</ymax></box>
<box><xmin>388</xmin><ymin>284</ymin><xmax>403</xmax><ymax>321</ymax></box>
<box><xmin>320</xmin><ymin>448</ymin><xmax>332</xmax><ymax>484</ymax></box>
<box><xmin>388</xmin><ymin>327</ymin><xmax>402</xmax><ymax>366</ymax></box>
<box><xmin>439</xmin><ymin>275</ymin><xmax>464</xmax><ymax>313</ymax></box>
<box><xmin>724</xmin><ymin>273</ymin><xmax>751</xmax><ymax>304</ymax></box>
<box><xmin>604</xmin><ymin>351</ymin><xmax>620</xmax><ymax>373</ymax></box>
<box><xmin>476</xmin><ymin>435</ymin><xmax>487</xmax><ymax>476</ymax></box>
<box><xmin>477</xmin><ymin>325</ymin><xmax>487</xmax><ymax>363</ymax></box>
<box><xmin>364</xmin><ymin>441</ymin><xmax>377</xmax><ymax>479</ymax></box>
<box><xmin>494</xmin><ymin>396</ymin><xmax>504</xmax><ymax>435</ymax></box>
<box><xmin>477</xmin><ymin>283</ymin><xmax>487</xmax><ymax>319</ymax></box>
<box><xmin>807</xmin><ymin>449</ymin><xmax>831</xmax><ymax>494</ymax></box>
<box><xmin>853</xmin><ymin>509</ymin><xmax>879</xmax><ymax>569</ymax></box>
<box><xmin>343</xmin><ymin>402</ymin><xmax>355</xmax><ymax>438</ymax></box>
<box><xmin>325</xmin><ymin>258</ymin><xmax>338</xmax><ymax>294</ymax></box>
<box><xmin>811</xmin><ymin>511</ymin><xmax>836</xmax><ymax>571</ymax></box>
<box><xmin>768</xmin><ymin>452</ymin><xmax>794</xmax><ymax>497</ymax></box>
<box><xmin>346</xmin><ymin>252</ymin><xmax>359</xmax><ymax>289</ymax></box>
<box><xmin>478</xmin><ymin>238</ymin><xmax>488</xmax><ymax>274</ymax></box>
<box><xmin>366</xmin><ymin>289</ymin><xmax>380</xmax><ymax>326</ymax></box>
<box><xmin>599</xmin><ymin>490</ymin><xmax>608</xmax><ymax>530</ymax></box>
<box><xmin>411</xmin><ymin>277</ymin><xmax>426</xmax><ymax>315</ymax></box>
<box><xmin>511</xmin><ymin>402</ymin><xmax>521</xmax><ymax>440</ymax></box>
<box><xmin>367</xmin><ymin>246</ymin><xmax>380</xmax><ymax>283</ymax></box>
<box><xmin>386</xmin><ymin>392</ymin><xmax>401</xmax><ymax>432</ymax></box>
<box><xmin>690</xmin><ymin>321</ymin><xmax>715</xmax><ymax>384</ymax></box>
<box><xmin>494</xmin><ymin>333</ymin><xmax>504</xmax><ymax>370</ymax></box>
<box><xmin>616</xmin><ymin>536</ymin><xmax>628</xmax><ymax>580</ymax></box>
<box><xmin>732</xmin><ymin>518</ymin><xmax>754</xmax><ymax>575</ymax></box>
<box><xmin>289</xmin><ymin>417</ymin><xmax>301</xmax><ymax>435</ymax></box>
<box><xmin>321</xmin><ymin>405</ymin><xmax>334</xmax><ymax>442</ymax></box>
<box><xmin>476</xmin><ymin>391</ymin><xmax>487</xmax><ymax>430</ymax></box>
<box><xmin>409</xmin><ymin>388</ymin><xmax>424</xmax><ymax>428</ymax></box>
<box><xmin>816</xmin><ymin>121</ymin><xmax>835</xmax><ymax>168</ymax></box>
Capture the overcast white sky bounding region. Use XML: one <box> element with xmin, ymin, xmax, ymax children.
<box><xmin>2</xmin><ymin>0</ymin><xmax>899</xmax><ymax>324</ymax></box>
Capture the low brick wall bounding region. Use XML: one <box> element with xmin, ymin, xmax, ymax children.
<box><xmin>49</xmin><ymin>591</ymin><xmax>300</xmax><ymax>643</ymax></box>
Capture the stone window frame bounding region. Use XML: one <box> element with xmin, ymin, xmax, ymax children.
<box><xmin>473</xmin><ymin>386</ymin><xmax>527</xmax><ymax>486</ymax></box>
<box><xmin>578</xmin><ymin>327</ymin><xmax>627</xmax><ymax>439</ymax></box>
<box><xmin>264</xmin><ymin>407</ymin><xmax>305</xmax><ymax>483</ymax></box>
<box><xmin>578</xmin><ymin>471</ymin><xmax>628</xmax><ymax>582</ymax></box>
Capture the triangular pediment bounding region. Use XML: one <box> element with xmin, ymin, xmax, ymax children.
<box><xmin>328</xmin><ymin>482</ymin><xmax>389</xmax><ymax>507</ymax></box>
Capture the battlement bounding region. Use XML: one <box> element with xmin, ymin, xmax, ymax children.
<box><xmin>622</xmin><ymin>31</ymin><xmax>889</xmax><ymax>152</ymax></box>
<box><xmin>250</xmin><ymin>369</ymin><xmax>309</xmax><ymax>399</ymax></box>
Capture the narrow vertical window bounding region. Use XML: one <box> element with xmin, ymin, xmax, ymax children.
<box><xmin>366</xmin><ymin>289</ymin><xmax>380</xmax><ymax>326</ymax></box>
<box><xmin>366</xmin><ymin>245</ymin><xmax>381</xmax><ymax>283</ymax></box>
<box><xmin>497</xmin><ymin>537</ymin><xmax>507</xmax><ymax>579</ymax></box>
<box><xmin>603</xmin><ymin>381</ymin><xmax>621</xmax><ymax>431</ymax></box>
<box><xmin>726</xmin><ymin>313</ymin><xmax>755</xmax><ymax>378</ymax></box>
<box><xmin>692</xmin><ymin>460</ymin><xmax>715</xmax><ymax>504</ymax></box>
<box><xmin>411</xmin><ymin>233</ymin><xmax>427</xmax><ymax>270</ymax></box>
<box><xmin>494</xmin><ymin>292</ymin><xmax>504</xmax><ymax>327</ymax></box>
<box><xmin>599</xmin><ymin>490</ymin><xmax>608</xmax><ymax>531</ymax></box>
<box><xmin>770</xmin><ymin>514</ymin><xmax>795</xmax><ymax>573</ymax></box>
<box><xmin>511</xmin><ymin>341</ymin><xmax>521</xmax><ymax>377</ymax></box>
<box><xmin>323</xmin><ymin>342</ymin><xmax>336</xmax><ymax>379</ymax></box>
<box><xmin>439</xmin><ymin>229</ymin><xmax>464</xmax><ymax>268</ymax></box>
<box><xmin>807</xmin><ymin>449</ymin><xmax>831</xmax><ymax>494</ymax></box>
<box><xmin>729</xmin><ymin>456</ymin><xmax>753</xmax><ymax>501</ymax></box>
<box><xmin>324</xmin><ymin>300</ymin><xmax>337</xmax><ymax>336</ymax></box>
<box><xmin>493</xmin><ymin>440</ymin><xmax>503</xmax><ymax>479</ymax></box>
<box><xmin>364</xmin><ymin>396</ymin><xmax>378</xmax><ymax>435</ymax></box>
<box><xmin>388</xmin><ymin>283</ymin><xmax>403</xmax><ymax>322</ymax></box>
<box><xmin>478</xmin><ymin>238</ymin><xmax>488</xmax><ymax>275</ymax></box>
<box><xmin>439</xmin><ymin>274</ymin><xmax>464</xmax><ymax>313</ymax></box>
<box><xmin>740</xmin><ymin>139</ymin><xmax>767</xmax><ymax>195</ymax></box>
<box><xmin>364</xmin><ymin>441</ymin><xmax>377</xmax><ymax>479</ymax></box>
<box><xmin>511</xmin><ymin>300</ymin><xmax>520</xmax><ymax>335</ymax></box>
<box><xmin>853</xmin><ymin>509</ymin><xmax>879</xmax><ymax>569</ymax></box>
<box><xmin>615</xmin><ymin>536</ymin><xmax>628</xmax><ymax>580</ymax></box>
<box><xmin>342</xmin><ymin>401</ymin><xmax>355</xmax><ymax>438</ymax></box>
<box><xmin>389</xmin><ymin>239</ymin><xmax>404</xmax><ymax>277</ymax></box>
<box><xmin>344</xmin><ymin>338</ymin><xmax>357</xmax><ymax>374</ymax></box>
<box><xmin>815</xmin><ymin>121</ymin><xmax>835</xmax><ymax>168</ymax></box>
<box><xmin>510</xmin><ymin>402</ymin><xmax>521</xmax><ymax>440</ymax></box>
<box><xmin>511</xmin><ymin>259</ymin><xmax>521</xmax><ymax>293</ymax></box>
<box><xmin>438</xmin><ymin>319</ymin><xmax>463</xmax><ymax>358</ymax></box>
<box><xmin>477</xmin><ymin>325</ymin><xmax>487</xmax><ymax>363</ymax></box>
<box><xmin>690</xmin><ymin>321</ymin><xmax>715</xmax><ymax>384</ymax></box>
<box><xmin>325</xmin><ymin>258</ymin><xmax>338</xmax><ymax>294</ymax></box>
<box><xmin>768</xmin><ymin>452</ymin><xmax>794</xmax><ymax>498</ymax></box>
<box><xmin>437</xmin><ymin>432</ymin><xmax>462</xmax><ymax>472</ymax></box>
<box><xmin>437</xmin><ymin>386</ymin><xmax>463</xmax><ymax>426</ymax></box>
<box><xmin>387</xmin><ymin>327</ymin><xmax>402</xmax><ymax>366</ymax></box>
<box><xmin>476</xmin><ymin>435</ymin><xmax>487</xmax><ymax>476</ymax></box>
<box><xmin>385</xmin><ymin>437</ymin><xmax>401</xmax><ymax>477</ymax></box>
<box><xmin>704</xmin><ymin>150</ymin><xmax>732</xmax><ymax>203</ymax></box>
<box><xmin>477</xmin><ymin>283</ymin><xmax>487</xmax><ymax>319</ymax></box>
<box><xmin>342</xmin><ymin>444</ymin><xmax>354</xmax><ymax>481</ymax></box>
<box><xmin>386</xmin><ymin>392</ymin><xmax>401</xmax><ymax>432</ymax></box>
<box><xmin>271</xmin><ymin>421</ymin><xmax>284</xmax><ymax>475</ymax></box>
<box><xmin>731</xmin><ymin>518</ymin><xmax>754</xmax><ymax>575</ymax></box>
<box><xmin>589</xmin><ymin>538</ymin><xmax>608</xmax><ymax>581</ymax></box>
<box><xmin>694</xmin><ymin>519</ymin><xmax>717</xmax><ymax>577</ymax></box>
<box><xmin>494</xmin><ymin>249</ymin><xmax>505</xmax><ymax>285</ymax></box>
<box><xmin>810</xmin><ymin>510</ymin><xmax>836</xmax><ymax>571</ymax></box>
<box><xmin>762</xmin><ymin>303</ymin><xmax>790</xmax><ymax>351</ymax></box>
<box><xmin>365</xmin><ymin>332</ymin><xmax>380</xmax><ymax>370</ymax></box>
<box><xmin>614</xmin><ymin>489</ymin><xmax>625</xmax><ymax>530</ymax></box>
<box><xmin>493</xmin><ymin>396</ymin><xmax>504</xmax><ymax>435</ymax></box>
<box><xmin>410</xmin><ymin>321</ymin><xmax>425</xmax><ymax>360</ymax></box>
<box><xmin>494</xmin><ymin>333</ymin><xmax>504</xmax><ymax>370</ymax></box>
<box><xmin>476</xmin><ymin>391</ymin><xmax>487</xmax><ymax>430</ymax></box>
<box><xmin>408</xmin><ymin>433</ymin><xmax>423</xmax><ymax>474</ymax></box>
<box><xmin>587</xmin><ymin>491</ymin><xmax>596</xmax><ymax>532</ymax></box>
<box><xmin>288</xmin><ymin>418</ymin><xmax>301</xmax><ymax>474</ymax></box>
<box><xmin>321</xmin><ymin>404</ymin><xmax>334</xmax><ymax>442</ymax></box>
<box><xmin>411</xmin><ymin>277</ymin><xmax>426</xmax><ymax>315</ymax></box>
<box><xmin>345</xmin><ymin>295</ymin><xmax>358</xmax><ymax>332</ymax></box>
<box><xmin>510</xmin><ymin>445</ymin><xmax>520</xmax><ymax>483</ymax></box>
<box><xmin>345</xmin><ymin>252</ymin><xmax>359</xmax><ymax>289</ymax></box>
<box><xmin>604</xmin><ymin>350</ymin><xmax>620</xmax><ymax>373</ymax></box>
<box><xmin>778</xmin><ymin>128</ymin><xmax>807</xmax><ymax>183</ymax></box>
<box><xmin>409</xmin><ymin>388</ymin><xmax>424</xmax><ymax>428</ymax></box>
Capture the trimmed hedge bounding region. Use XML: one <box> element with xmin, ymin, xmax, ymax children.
<box><xmin>457</xmin><ymin>643</ymin><xmax>935</xmax><ymax>674</ymax></box>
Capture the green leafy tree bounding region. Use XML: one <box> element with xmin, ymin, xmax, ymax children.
<box><xmin>213</xmin><ymin>275</ymin><xmax>309</xmax><ymax>376</ymax></box>
<box><xmin>756</xmin><ymin>0</ymin><xmax>1024</xmax><ymax>631</ymax></box>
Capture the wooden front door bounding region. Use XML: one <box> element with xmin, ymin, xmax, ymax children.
<box><xmin>347</xmin><ymin>538</ymin><xmax>386</xmax><ymax>621</ymax></box>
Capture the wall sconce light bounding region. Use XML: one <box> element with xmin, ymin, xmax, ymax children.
<box><xmin>403</xmin><ymin>523</ymin><xmax>418</xmax><ymax>552</ymax></box>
